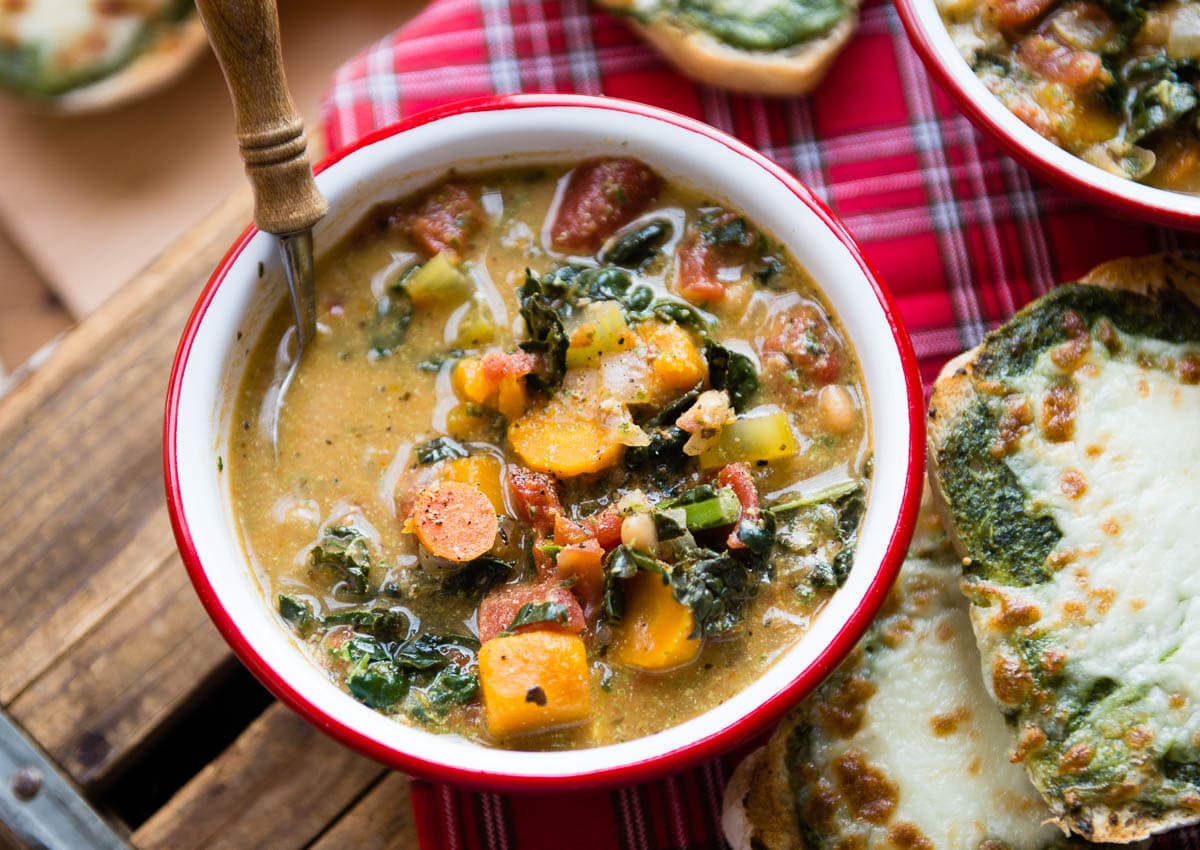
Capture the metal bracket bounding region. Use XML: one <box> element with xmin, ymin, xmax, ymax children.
<box><xmin>0</xmin><ymin>711</ymin><xmax>129</xmax><ymax>850</ymax></box>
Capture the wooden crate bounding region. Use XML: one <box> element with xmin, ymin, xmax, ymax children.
<box><xmin>0</xmin><ymin>192</ymin><xmax>419</xmax><ymax>849</ymax></box>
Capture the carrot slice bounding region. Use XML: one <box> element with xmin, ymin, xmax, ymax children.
<box><xmin>507</xmin><ymin>403</ymin><xmax>624</xmax><ymax>477</ymax></box>
<box><xmin>409</xmin><ymin>481</ymin><xmax>498</xmax><ymax>562</ymax></box>
<box><xmin>610</xmin><ymin>571</ymin><xmax>700</xmax><ymax>671</ymax></box>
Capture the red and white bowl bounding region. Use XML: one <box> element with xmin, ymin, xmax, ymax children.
<box><xmin>894</xmin><ymin>0</ymin><xmax>1200</xmax><ymax>230</ymax></box>
<box><xmin>163</xmin><ymin>94</ymin><xmax>924</xmax><ymax>790</ymax></box>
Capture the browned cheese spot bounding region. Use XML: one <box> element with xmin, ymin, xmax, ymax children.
<box><xmin>1176</xmin><ymin>354</ymin><xmax>1200</xmax><ymax>385</ymax></box>
<box><xmin>816</xmin><ymin>674</ymin><xmax>878</xmax><ymax>738</ymax></box>
<box><xmin>1058</xmin><ymin>742</ymin><xmax>1095</xmax><ymax>773</ymax></box>
<box><xmin>2</xmin><ymin>0</ymin><xmax>28</xmax><ymax>12</ymax></box>
<box><xmin>833</xmin><ymin>750</ymin><xmax>899</xmax><ymax>825</ymax></box>
<box><xmin>1137</xmin><ymin>379</ymin><xmax>1151</xmax><ymax>398</ymax></box>
<box><xmin>1124</xmin><ymin>725</ymin><xmax>1153</xmax><ymax>749</ymax></box>
<box><xmin>1130</xmin><ymin>597</ymin><xmax>1146</xmax><ymax>612</ymax></box>
<box><xmin>929</xmin><ymin>706</ymin><xmax>971</xmax><ymax>737</ymax></box>
<box><xmin>991</xmin><ymin>394</ymin><xmax>1034</xmax><ymax>458</ymax></box>
<box><xmin>1090</xmin><ymin>586</ymin><xmax>1115</xmax><ymax>614</ymax></box>
<box><xmin>881</xmin><ymin>616</ymin><xmax>914</xmax><ymax>649</ymax></box>
<box><xmin>887</xmin><ymin>821</ymin><xmax>934</xmax><ymax>850</ymax></box>
<box><xmin>1179</xmin><ymin>792</ymin><xmax>1200</xmax><ymax>812</ymax></box>
<box><xmin>1011</xmin><ymin>723</ymin><xmax>1047</xmax><ymax>762</ymax></box>
<box><xmin>991</xmin><ymin>655</ymin><xmax>1033</xmax><ymax>707</ymax></box>
<box><xmin>1102</xmin><ymin>518</ymin><xmax>1121</xmax><ymax>537</ymax></box>
<box><xmin>1039</xmin><ymin>647</ymin><xmax>1067</xmax><ymax>676</ymax></box>
<box><xmin>934</xmin><ymin>619</ymin><xmax>956</xmax><ymax>643</ymax></box>
<box><xmin>1060</xmin><ymin>468</ymin><xmax>1087</xmax><ymax>500</ymax></box>
<box><xmin>1170</xmin><ymin>693</ymin><xmax>1188</xmax><ymax>710</ymax></box>
<box><xmin>803</xmin><ymin>777</ymin><xmax>839</xmax><ymax>832</ymax></box>
<box><xmin>1049</xmin><ymin>312</ymin><xmax>1091</xmax><ymax>372</ymax></box>
<box><xmin>1085</xmin><ymin>444</ymin><xmax>1104</xmax><ymax>460</ymax></box>
<box><xmin>1040</xmin><ymin>382</ymin><xmax>1078</xmax><ymax>442</ymax></box>
<box><xmin>1061</xmin><ymin>600</ymin><xmax>1089</xmax><ymax>623</ymax></box>
<box><xmin>989</xmin><ymin>595</ymin><xmax>1042</xmax><ymax>631</ymax></box>
<box><xmin>834</xmin><ymin>837</ymin><xmax>868</xmax><ymax>850</ymax></box>
<box><xmin>1095</xmin><ymin>319</ymin><xmax>1121</xmax><ymax>354</ymax></box>
<box><xmin>967</xmin><ymin>756</ymin><xmax>983</xmax><ymax>777</ymax></box>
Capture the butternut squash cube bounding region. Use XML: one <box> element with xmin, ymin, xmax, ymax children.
<box><xmin>639</xmin><ymin>321</ymin><xmax>707</xmax><ymax>397</ymax></box>
<box><xmin>442</xmin><ymin>455</ymin><xmax>506</xmax><ymax>514</ymax></box>
<box><xmin>610</xmin><ymin>571</ymin><xmax>700</xmax><ymax>671</ymax></box>
<box><xmin>479</xmin><ymin>632</ymin><xmax>592</xmax><ymax>739</ymax></box>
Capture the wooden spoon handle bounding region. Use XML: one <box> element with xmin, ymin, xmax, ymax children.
<box><xmin>195</xmin><ymin>0</ymin><xmax>328</xmax><ymax>235</ymax></box>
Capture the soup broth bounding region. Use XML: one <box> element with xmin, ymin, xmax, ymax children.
<box><xmin>229</xmin><ymin>159</ymin><xmax>870</xmax><ymax>748</ymax></box>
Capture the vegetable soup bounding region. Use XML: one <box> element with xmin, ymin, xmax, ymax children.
<box><xmin>228</xmin><ymin>158</ymin><xmax>871</xmax><ymax>748</ymax></box>
<box><xmin>938</xmin><ymin>0</ymin><xmax>1200</xmax><ymax>191</ymax></box>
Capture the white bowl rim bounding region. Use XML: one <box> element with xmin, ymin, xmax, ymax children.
<box><xmin>163</xmin><ymin>93</ymin><xmax>926</xmax><ymax>791</ymax></box>
<box><xmin>894</xmin><ymin>0</ymin><xmax>1200</xmax><ymax>229</ymax></box>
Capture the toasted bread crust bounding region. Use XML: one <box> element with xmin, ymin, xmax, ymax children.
<box><xmin>721</xmin><ymin>719</ymin><xmax>804</xmax><ymax>850</ymax></box>
<box><xmin>926</xmin><ymin>252</ymin><xmax>1200</xmax><ymax>843</ymax></box>
<box><xmin>600</xmin><ymin>3</ymin><xmax>859</xmax><ymax>96</ymax></box>
<box><xmin>8</xmin><ymin>14</ymin><xmax>207</xmax><ymax>114</ymax></box>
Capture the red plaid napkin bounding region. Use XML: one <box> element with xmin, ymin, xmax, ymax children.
<box><xmin>320</xmin><ymin>2</ymin><xmax>1200</xmax><ymax>848</ymax></box>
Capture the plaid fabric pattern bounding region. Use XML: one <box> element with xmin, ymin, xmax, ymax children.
<box><xmin>321</xmin><ymin>3</ymin><xmax>1200</xmax><ymax>847</ymax></box>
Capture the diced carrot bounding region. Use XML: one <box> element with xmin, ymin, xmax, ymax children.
<box><xmin>610</xmin><ymin>571</ymin><xmax>700</xmax><ymax>671</ymax></box>
<box><xmin>409</xmin><ymin>481</ymin><xmax>498</xmax><ymax>562</ymax></box>
<box><xmin>984</xmin><ymin>0</ymin><xmax>1056</xmax><ymax>29</ymax></box>
<box><xmin>453</xmin><ymin>357</ymin><xmax>496</xmax><ymax>405</ymax></box>
<box><xmin>583</xmin><ymin>505</ymin><xmax>624</xmax><ymax>550</ymax></box>
<box><xmin>556</xmin><ymin>539</ymin><xmax>604</xmax><ymax>619</ymax></box>
<box><xmin>442</xmin><ymin>455</ymin><xmax>506</xmax><ymax>514</ymax></box>
<box><xmin>496</xmin><ymin>375</ymin><xmax>528</xmax><ymax>420</ymax></box>
<box><xmin>479</xmin><ymin>632</ymin><xmax>592</xmax><ymax>739</ymax></box>
<box><xmin>717</xmin><ymin>462</ymin><xmax>759</xmax><ymax>549</ymax></box>
<box><xmin>507</xmin><ymin>467</ymin><xmax>563</xmax><ymax>535</ymax></box>
<box><xmin>639</xmin><ymin>321</ymin><xmax>707</xmax><ymax>397</ymax></box>
<box><xmin>550</xmin><ymin>158</ymin><xmax>661</xmax><ymax>254</ymax></box>
<box><xmin>477</xmin><ymin>582</ymin><xmax>585</xmax><ymax>642</ymax></box>
<box><xmin>508</xmin><ymin>403</ymin><xmax>624</xmax><ymax>477</ymax></box>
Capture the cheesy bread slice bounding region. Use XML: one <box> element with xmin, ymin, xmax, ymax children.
<box><xmin>723</xmin><ymin>503</ymin><xmax>1071</xmax><ymax>850</ymax></box>
<box><xmin>927</xmin><ymin>255</ymin><xmax>1200</xmax><ymax>841</ymax></box>
<box><xmin>0</xmin><ymin>0</ymin><xmax>204</xmax><ymax>110</ymax></box>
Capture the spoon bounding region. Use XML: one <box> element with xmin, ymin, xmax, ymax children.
<box><xmin>195</xmin><ymin>0</ymin><xmax>328</xmax><ymax>451</ymax></box>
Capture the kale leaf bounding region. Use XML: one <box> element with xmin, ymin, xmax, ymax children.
<box><xmin>704</xmin><ymin>340</ymin><xmax>760</xmax><ymax>412</ymax></box>
<box><xmin>670</xmin><ymin>547</ymin><xmax>758</xmax><ymax>638</ymax></box>
<box><xmin>414</xmin><ymin>436</ymin><xmax>469</xmax><ymax>465</ymax></box>
<box><xmin>518</xmin><ymin>269</ymin><xmax>570</xmax><ymax>390</ymax></box>
<box><xmin>308</xmin><ymin>526</ymin><xmax>373</xmax><ymax>595</ymax></box>
<box><xmin>370</xmin><ymin>285</ymin><xmax>415</xmax><ymax>355</ymax></box>
<box><xmin>347</xmin><ymin>662</ymin><xmax>411</xmax><ymax>710</ymax></box>
<box><xmin>505</xmin><ymin>601</ymin><xmax>571</xmax><ymax>633</ymax></box>
<box><xmin>602</xmin><ymin>219</ymin><xmax>673</xmax><ymax>268</ymax></box>
<box><xmin>439</xmin><ymin>555</ymin><xmax>516</xmax><ymax>598</ymax></box>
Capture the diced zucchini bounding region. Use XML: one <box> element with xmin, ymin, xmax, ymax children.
<box><xmin>676</xmin><ymin>487</ymin><xmax>741</xmax><ymax>530</ymax></box>
<box><xmin>452</xmin><ymin>298</ymin><xmax>497</xmax><ymax>348</ymax></box>
<box><xmin>699</xmin><ymin>411</ymin><xmax>799</xmax><ymax>470</ymax></box>
<box><xmin>405</xmin><ymin>253</ymin><xmax>473</xmax><ymax>308</ymax></box>
<box><xmin>565</xmin><ymin>302</ymin><xmax>631</xmax><ymax>368</ymax></box>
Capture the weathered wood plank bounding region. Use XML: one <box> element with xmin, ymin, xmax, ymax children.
<box><xmin>0</xmin><ymin>190</ymin><xmax>251</xmax><ymax>705</ymax></box>
<box><xmin>8</xmin><ymin>521</ymin><xmax>233</xmax><ymax>788</ymax></box>
<box><xmin>131</xmin><ymin>703</ymin><xmax>386</xmax><ymax>850</ymax></box>
<box><xmin>307</xmin><ymin>772</ymin><xmax>418</xmax><ymax>850</ymax></box>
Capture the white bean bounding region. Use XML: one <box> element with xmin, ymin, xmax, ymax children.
<box><xmin>621</xmin><ymin>512</ymin><xmax>658</xmax><ymax>554</ymax></box>
<box><xmin>818</xmin><ymin>384</ymin><xmax>857</xmax><ymax>435</ymax></box>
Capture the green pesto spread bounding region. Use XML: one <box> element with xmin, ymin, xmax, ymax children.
<box><xmin>677</xmin><ymin>0</ymin><xmax>849</xmax><ymax>51</ymax></box>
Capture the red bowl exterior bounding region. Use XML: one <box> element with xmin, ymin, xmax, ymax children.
<box><xmin>893</xmin><ymin>0</ymin><xmax>1200</xmax><ymax>232</ymax></box>
<box><xmin>163</xmin><ymin>93</ymin><xmax>926</xmax><ymax>791</ymax></box>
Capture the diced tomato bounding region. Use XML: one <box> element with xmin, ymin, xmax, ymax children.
<box><xmin>395</xmin><ymin>181</ymin><xmax>483</xmax><ymax>260</ymax></box>
<box><xmin>673</xmin><ymin>212</ymin><xmax>759</xmax><ymax>305</ymax></box>
<box><xmin>762</xmin><ymin>304</ymin><xmax>844</xmax><ymax>388</ymax></box>
<box><xmin>1016</xmin><ymin>35</ymin><xmax>1104</xmax><ymax>89</ymax></box>
<box><xmin>985</xmin><ymin>0</ymin><xmax>1056</xmax><ymax>30</ymax></box>
<box><xmin>550</xmin><ymin>158</ymin><xmax>661</xmax><ymax>254</ymax></box>
<box><xmin>507</xmin><ymin>467</ymin><xmax>563</xmax><ymax>535</ymax></box>
<box><xmin>717</xmin><ymin>462</ymin><xmax>759</xmax><ymax>549</ymax></box>
<box><xmin>477</xmin><ymin>582</ymin><xmax>585</xmax><ymax>643</ymax></box>
<box><xmin>481</xmin><ymin>350</ymin><xmax>539</xmax><ymax>383</ymax></box>
<box><xmin>556</xmin><ymin>538</ymin><xmax>605</xmax><ymax>621</ymax></box>
<box><xmin>553</xmin><ymin>513</ymin><xmax>593</xmax><ymax>546</ymax></box>
<box><xmin>583</xmin><ymin>504</ymin><xmax>624</xmax><ymax>551</ymax></box>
